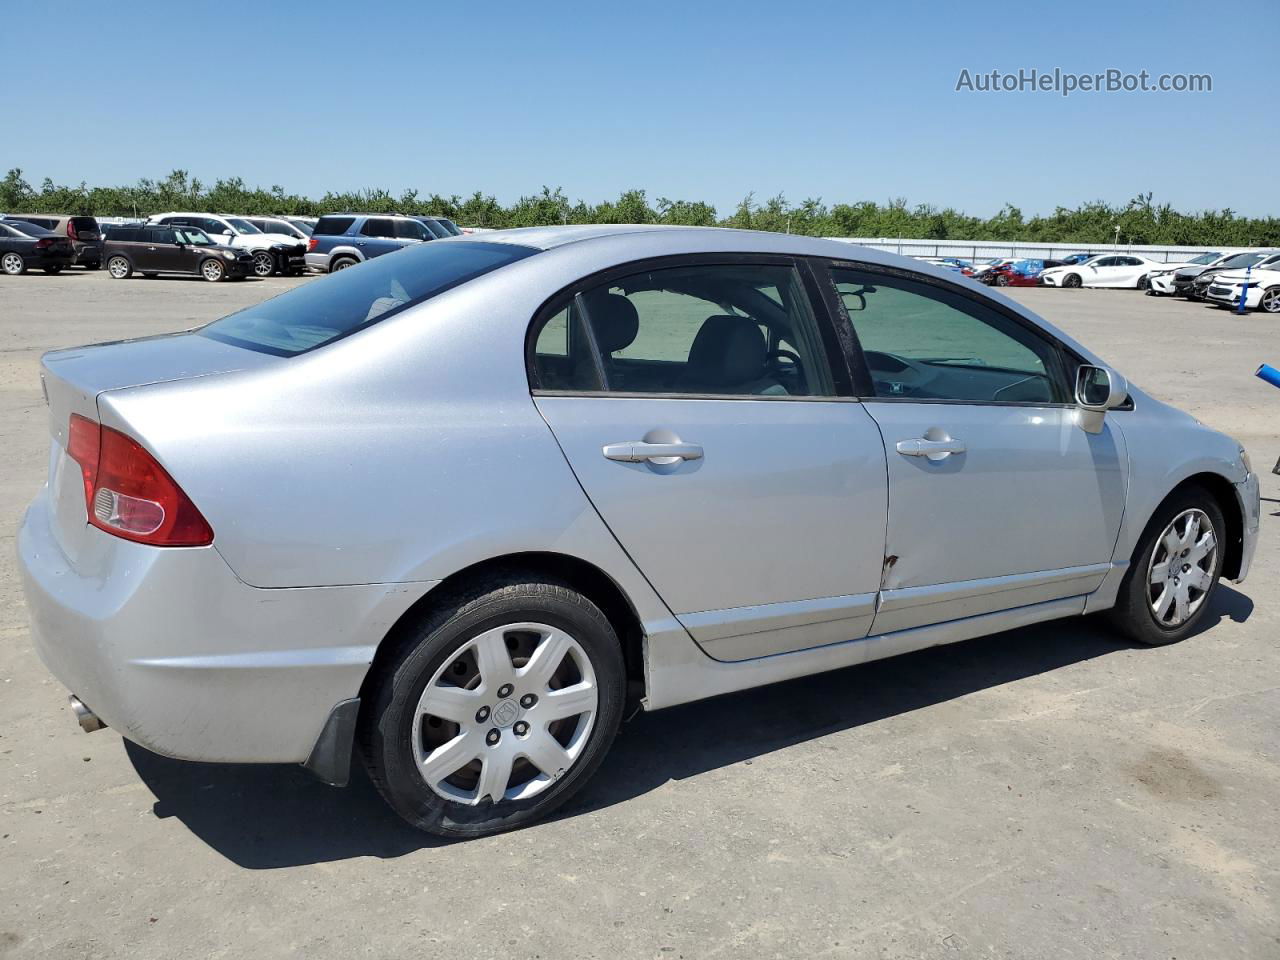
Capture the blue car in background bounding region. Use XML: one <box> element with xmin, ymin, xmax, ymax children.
<box><xmin>305</xmin><ymin>214</ymin><xmax>436</xmax><ymax>273</ymax></box>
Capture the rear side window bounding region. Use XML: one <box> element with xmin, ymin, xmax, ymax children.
<box><xmin>361</xmin><ymin>218</ymin><xmax>396</xmax><ymax>238</ymax></box>
<box><xmin>314</xmin><ymin>216</ymin><xmax>355</xmax><ymax>236</ymax></box>
<box><xmin>201</xmin><ymin>241</ymin><xmax>538</xmax><ymax>357</ymax></box>
<box><xmin>110</xmin><ymin>226</ymin><xmax>139</xmax><ymax>242</ymax></box>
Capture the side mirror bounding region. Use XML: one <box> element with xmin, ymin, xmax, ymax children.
<box><xmin>1075</xmin><ymin>364</ymin><xmax>1128</xmax><ymax>433</ymax></box>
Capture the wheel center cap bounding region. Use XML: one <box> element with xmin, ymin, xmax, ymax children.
<box><xmin>492</xmin><ymin>699</ymin><xmax>520</xmax><ymax>728</ymax></box>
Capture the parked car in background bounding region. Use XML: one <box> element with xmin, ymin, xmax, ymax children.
<box><xmin>305</xmin><ymin>213</ymin><xmax>434</xmax><ymax>272</ymax></box>
<box><xmin>286</xmin><ymin>217</ymin><xmax>317</xmax><ymax>236</ymax></box>
<box><xmin>242</xmin><ymin>217</ymin><xmax>312</xmax><ymax>243</ymax></box>
<box><xmin>1178</xmin><ymin>251</ymin><xmax>1280</xmax><ymax>300</ymax></box>
<box><xmin>412</xmin><ymin>215</ymin><xmax>462</xmax><ymax>239</ymax></box>
<box><xmin>1041</xmin><ymin>254</ymin><xmax>1165</xmax><ymax>289</ymax></box>
<box><xmin>1</xmin><ymin>214</ymin><xmax>103</xmax><ymax>269</ymax></box>
<box><xmin>983</xmin><ymin>258</ymin><xmax>1067</xmax><ymax>287</ymax></box>
<box><xmin>1058</xmin><ymin>253</ymin><xmax>1095</xmax><ymax>266</ymax></box>
<box><xmin>146</xmin><ymin>213</ymin><xmax>306</xmax><ymax>277</ymax></box>
<box><xmin>103</xmin><ymin>224</ymin><xmax>254</xmax><ymax>282</ymax></box>
<box><xmin>1205</xmin><ymin>265</ymin><xmax>1280</xmax><ymax>313</ymax></box>
<box><xmin>0</xmin><ymin>221</ymin><xmax>76</xmax><ymax>275</ymax></box>
<box><xmin>18</xmin><ymin>226</ymin><xmax>1258</xmax><ymax>838</ymax></box>
<box><xmin>1147</xmin><ymin>252</ymin><xmax>1223</xmax><ymax>295</ymax></box>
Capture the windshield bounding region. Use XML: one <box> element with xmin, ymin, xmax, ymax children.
<box><xmin>1188</xmin><ymin>252</ymin><xmax>1221</xmax><ymax>265</ymax></box>
<box><xmin>178</xmin><ymin>228</ymin><xmax>213</xmax><ymax>245</ymax></box>
<box><xmin>1221</xmin><ymin>253</ymin><xmax>1265</xmax><ymax>268</ymax></box>
<box><xmin>201</xmin><ymin>241</ymin><xmax>538</xmax><ymax>356</ymax></box>
<box><xmin>420</xmin><ymin>219</ymin><xmax>451</xmax><ymax>239</ymax></box>
<box><xmin>288</xmin><ymin>219</ymin><xmax>314</xmax><ymax>235</ymax></box>
<box><xmin>263</xmin><ymin>220</ymin><xmax>300</xmax><ymax>237</ymax></box>
<box><xmin>226</xmin><ymin>217</ymin><xmax>261</xmax><ymax>234</ymax></box>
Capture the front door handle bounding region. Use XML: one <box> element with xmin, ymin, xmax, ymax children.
<box><xmin>603</xmin><ymin>441</ymin><xmax>704</xmax><ymax>463</ymax></box>
<box><xmin>896</xmin><ymin>436</ymin><xmax>966</xmax><ymax>461</ymax></box>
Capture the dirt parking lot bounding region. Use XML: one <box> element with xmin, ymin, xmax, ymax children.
<box><xmin>1</xmin><ymin>271</ymin><xmax>1277</xmax><ymax>959</ymax></box>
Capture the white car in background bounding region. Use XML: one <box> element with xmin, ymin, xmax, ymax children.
<box><xmin>1146</xmin><ymin>252</ymin><xmax>1223</xmax><ymax>295</ymax></box>
<box><xmin>146</xmin><ymin>213</ymin><xmax>306</xmax><ymax>277</ymax></box>
<box><xmin>1041</xmin><ymin>254</ymin><xmax>1166</xmax><ymax>289</ymax></box>
<box><xmin>1205</xmin><ymin>267</ymin><xmax>1280</xmax><ymax>313</ymax></box>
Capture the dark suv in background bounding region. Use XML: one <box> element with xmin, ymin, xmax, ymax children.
<box><xmin>103</xmin><ymin>224</ymin><xmax>254</xmax><ymax>282</ymax></box>
<box><xmin>304</xmin><ymin>214</ymin><xmax>434</xmax><ymax>272</ymax></box>
<box><xmin>1</xmin><ymin>214</ymin><xmax>103</xmax><ymax>269</ymax></box>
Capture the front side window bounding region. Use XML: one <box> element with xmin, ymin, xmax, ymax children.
<box><xmin>201</xmin><ymin>241</ymin><xmax>537</xmax><ymax>357</ymax></box>
<box><xmin>395</xmin><ymin>219</ymin><xmax>429</xmax><ymax>240</ymax></box>
<box><xmin>831</xmin><ymin>266</ymin><xmax>1065</xmax><ymax>404</ymax></box>
<box><xmin>529</xmin><ymin>261</ymin><xmax>835</xmax><ymax>397</ymax></box>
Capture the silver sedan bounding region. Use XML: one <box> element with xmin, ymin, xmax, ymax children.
<box><xmin>18</xmin><ymin>226</ymin><xmax>1259</xmax><ymax>837</ymax></box>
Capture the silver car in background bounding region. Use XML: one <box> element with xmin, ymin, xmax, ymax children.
<box><xmin>18</xmin><ymin>226</ymin><xmax>1259</xmax><ymax>838</ymax></box>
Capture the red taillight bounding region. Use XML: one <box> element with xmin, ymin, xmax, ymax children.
<box><xmin>308</xmin><ymin>236</ymin><xmax>318</xmax><ymax>252</ymax></box>
<box><xmin>67</xmin><ymin>222</ymin><xmax>77</xmax><ymax>241</ymax></box>
<box><xmin>35</xmin><ymin>237</ymin><xmax>54</xmax><ymax>249</ymax></box>
<box><xmin>66</xmin><ymin>414</ymin><xmax>213</xmax><ymax>546</ymax></box>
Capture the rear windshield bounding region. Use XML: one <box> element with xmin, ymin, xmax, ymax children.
<box><xmin>200</xmin><ymin>240</ymin><xmax>538</xmax><ymax>357</ymax></box>
<box><xmin>314</xmin><ymin>216</ymin><xmax>355</xmax><ymax>235</ymax></box>
<box><xmin>7</xmin><ymin>221</ymin><xmax>55</xmax><ymax>237</ymax></box>
<box><xmin>70</xmin><ymin>217</ymin><xmax>99</xmax><ymax>233</ymax></box>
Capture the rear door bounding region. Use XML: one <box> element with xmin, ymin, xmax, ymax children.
<box><xmin>358</xmin><ymin>217</ymin><xmax>401</xmax><ymax>258</ymax></box>
<box><xmin>531</xmin><ymin>256</ymin><xmax>889</xmax><ymax>662</ymax></box>
<box><xmin>823</xmin><ymin>261</ymin><xmax>1126</xmax><ymax>632</ymax></box>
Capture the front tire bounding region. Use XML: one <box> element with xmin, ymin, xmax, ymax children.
<box><xmin>1</xmin><ymin>252</ymin><xmax>27</xmax><ymax>275</ymax></box>
<box><xmin>360</xmin><ymin>575</ymin><xmax>625</xmax><ymax>838</ymax></box>
<box><xmin>1136</xmin><ymin>274</ymin><xmax>1150</xmax><ymax>291</ymax></box>
<box><xmin>1108</xmin><ymin>487</ymin><xmax>1224</xmax><ymax>646</ymax></box>
<box><xmin>251</xmin><ymin>251</ymin><xmax>274</xmax><ymax>277</ymax></box>
<box><xmin>1063</xmin><ymin>273</ymin><xmax>1082</xmax><ymax>289</ymax></box>
<box><xmin>200</xmin><ymin>258</ymin><xmax>226</xmax><ymax>282</ymax></box>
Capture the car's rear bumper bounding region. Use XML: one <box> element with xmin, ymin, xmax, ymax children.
<box><xmin>17</xmin><ymin>488</ymin><xmax>426</xmax><ymax>764</ymax></box>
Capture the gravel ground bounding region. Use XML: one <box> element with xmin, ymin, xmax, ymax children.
<box><xmin>0</xmin><ymin>272</ymin><xmax>1277</xmax><ymax>959</ymax></box>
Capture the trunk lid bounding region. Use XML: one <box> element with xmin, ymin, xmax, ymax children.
<box><xmin>40</xmin><ymin>332</ymin><xmax>278</xmax><ymax>561</ymax></box>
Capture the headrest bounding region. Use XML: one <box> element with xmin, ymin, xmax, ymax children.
<box><xmin>686</xmin><ymin>315</ymin><xmax>767</xmax><ymax>386</ymax></box>
<box><xmin>583</xmin><ymin>292</ymin><xmax>639</xmax><ymax>354</ymax></box>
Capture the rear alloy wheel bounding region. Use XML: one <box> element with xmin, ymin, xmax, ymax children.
<box><xmin>251</xmin><ymin>251</ymin><xmax>274</xmax><ymax>277</ymax></box>
<box><xmin>1108</xmin><ymin>489</ymin><xmax>1223</xmax><ymax>646</ymax></box>
<box><xmin>1260</xmin><ymin>286</ymin><xmax>1280</xmax><ymax>314</ymax></box>
<box><xmin>107</xmin><ymin>256</ymin><xmax>132</xmax><ymax>279</ymax></box>
<box><xmin>1063</xmin><ymin>273</ymin><xmax>1082</xmax><ymax>288</ymax></box>
<box><xmin>1</xmin><ymin>252</ymin><xmax>26</xmax><ymax>275</ymax></box>
<box><xmin>360</xmin><ymin>576</ymin><xmax>625</xmax><ymax>838</ymax></box>
<box><xmin>200</xmin><ymin>258</ymin><xmax>226</xmax><ymax>282</ymax></box>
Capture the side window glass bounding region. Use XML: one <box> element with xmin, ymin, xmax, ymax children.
<box><xmin>529</xmin><ymin>303</ymin><xmax>601</xmax><ymax>391</ymax></box>
<box><xmin>528</xmin><ymin>262</ymin><xmax>835</xmax><ymax>398</ymax></box>
<box><xmin>394</xmin><ymin>219</ymin><xmax>427</xmax><ymax>240</ymax></box>
<box><xmin>830</xmin><ymin>266</ymin><xmax>1065</xmax><ymax>404</ymax></box>
<box><xmin>362</xmin><ymin>218</ymin><xmax>395</xmax><ymax>238</ymax></box>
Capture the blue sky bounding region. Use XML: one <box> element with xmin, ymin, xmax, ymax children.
<box><xmin>8</xmin><ymin>0</ymin><xmax>1276</xmax><ymax>217</ymax></box>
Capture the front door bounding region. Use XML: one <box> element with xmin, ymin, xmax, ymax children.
<box><xmin>825</xmin><ymin>263</ymin><xmax>1127</xmax><ymax>633</ymax></box>
<box><xmin>530</xmin><ymin>258</ymin><xmax>889</xmax><ymax>662</ymax></box>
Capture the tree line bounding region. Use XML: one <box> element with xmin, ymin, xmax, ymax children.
<box><xmin>2</xmin><ymin>169</ymin><xmax>1276</xmax><ymax>247</ymax></box>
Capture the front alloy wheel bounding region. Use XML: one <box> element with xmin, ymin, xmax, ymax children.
<box><xmin>201</xmin><ymin>258</ymin><xmax>226</xmax><ymax>282</ymax></box>
<box><xmin>251</xmin><ymin>251</ymin><xmax>274</xmax><ymax>277</ymax></box>
<box><xmin>360</xmin><ymin>575</ymin><xmax>625</xmax><ymax>838</ymax></box>
<box><xmin>1260</xmin><ymin>286</ymin><xmax>1280</xmax><ymax>314</ymax></box>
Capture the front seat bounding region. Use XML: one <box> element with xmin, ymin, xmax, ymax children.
<box><xmin>683</xmin><ymin>315</ymin><xmax>787</xmax><ymax>395</ymax></box>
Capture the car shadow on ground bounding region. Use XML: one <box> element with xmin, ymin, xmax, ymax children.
<box><xmin>125</xmin><ymin>585</ymin><xmax>1252</xmax><ymax>869</ymax></box>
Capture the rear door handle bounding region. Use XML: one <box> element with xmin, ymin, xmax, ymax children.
<box><xmin>896</xmin><ymin>436</ymin><xmax>966</xmax><ymax>461</ymax></box>
<box><xmin>603</xmin><ymin>441</ymin><xmax>704</xmax><ymax>463</ymax></box>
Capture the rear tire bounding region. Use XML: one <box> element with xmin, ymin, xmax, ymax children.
<box><xmin>330</xmin><ymin>256</ymin><xmax>358</xmax><ymax>272</ymax></box>
<box><xmin>1107</xmin><ymin>487</ymin><xmax>1224</xmax><ymax>646</ymax></box>
<box><xmin>107</xmin><ymin>256</ymin><xmax>132</xmax><ymax>279</ymax></box>
<box><xmin>1</xmin><ymin>253</ymin><xmax>27</xmax><ymax>275</ymax></box>
<box><xmin>359</xmin><ymin>574</ymin><xmax>625</xmax><ymax>838</ymax></box>
<box><xmin>83</xmin><ymin>261</ymin><xmax>101</xmax><ymax>271</ymax></box>
<box><xmin>43</xmin><ymin>265</ymin><xmax>62</xmax><ymax>274</ymax></box>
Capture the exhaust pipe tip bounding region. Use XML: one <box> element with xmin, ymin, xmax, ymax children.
<box><xmin>69</xmin><ymin>695</ymin><xmax>106</xmax><ymax>733</ymax></box>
